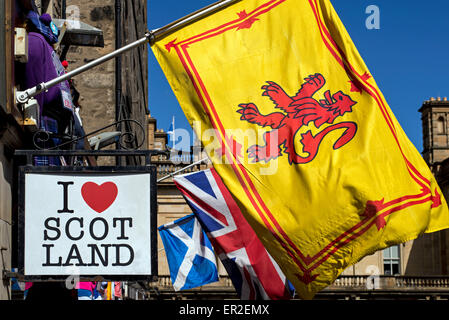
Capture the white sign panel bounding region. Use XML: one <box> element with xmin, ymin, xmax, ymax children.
<box><xmin>22</xmin><ymin>170</ymin><xmax>154</xmax><ymax>278</ymax></box>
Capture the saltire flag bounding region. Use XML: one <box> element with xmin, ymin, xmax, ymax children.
<box><xmin>151</xmin><ymin>0</ymin><xmax>449</xmax><ymax>299</ymax></box>
<box><xmin>158</xmin><ymin>214</ymin><xmax>219</xmax><ymax>290</ymax></box>
<box><xmin>167</xmin><ymin>116</ymin><xmax>175</xmax><ymax>138</ymax></box>
<box><xmin>174</xmin><ymin>168</ymin><xmax>294</xmax><ymax>300</ymax></box>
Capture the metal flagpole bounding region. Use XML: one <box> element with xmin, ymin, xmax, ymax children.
<box><xmin>15</xmin><ymin>0</ymin><xmax>242</xmax><ymax>105</ymax></box>
<box><xmin>15</xmin><ymin>34</ymin><xmax>151</xmax><ymax>104</ymax></box>
<box><xmin>149</xmin><ymin>0</ymin><xmax>241</xmax><ymax>44</ymax></box>
<box><xmin>172</xmin><ymin>116</ymin><xmax>175</xmax><ymax>149</ymax></box>
<box><xmin>157</xmin><ymin>157</ymin><xmax>209</xmax><ymax>183</ymax></box>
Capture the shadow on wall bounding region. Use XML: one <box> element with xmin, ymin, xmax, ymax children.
<box><xmin>403</xmin><ymin>231</ymin><xmax>447</xmax><ymax>275</ymax></box>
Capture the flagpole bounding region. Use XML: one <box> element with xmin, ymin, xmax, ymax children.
<box><xmin>172</xmin><ymin>116</ymin><xmax>175</xmax><ymax>149</ymax></box>
<box><xmin>16</xmin><ymin>35</ymin><xmax>151</xmax><ymax>104</ymax></box>
<box><xmin>157</xmin><ymin>157</ymin><xmax>209</xmax><ymax>182</ymax></box>
<box><xmin>16</xmin><ymin>0</ymin><xmax>242</xmax><ymax>105</ymax></box>
<box><xmin>149</xmin><ymin>0</ymin><xmax>242</xmax><ymax>44</ymax></box>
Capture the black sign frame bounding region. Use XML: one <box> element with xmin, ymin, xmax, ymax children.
<box><xmin>17</xmin><ymin>165</ymin><xmax>158</xmax><ymax>282</ymax></box>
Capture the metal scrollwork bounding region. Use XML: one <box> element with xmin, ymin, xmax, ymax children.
<box><xmin>33</xmin><ymin>119</ymin><xmax>146</xmax><ymax>151</ymax></box>
<box><xmin>32</xmin><ymin>130</ymin><xmax>53</xmax><ymax>150</ymax></box>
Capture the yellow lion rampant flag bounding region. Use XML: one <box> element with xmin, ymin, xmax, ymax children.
<box><xmin>152</xmin><ymin>0</ymin><xmax>449</xmax><ymax>299</ymax></box>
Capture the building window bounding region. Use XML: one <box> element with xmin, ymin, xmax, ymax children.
<box><xmin>436</xmin><ymin>116</ymin><xmax>445</xmax><ymax>134</ymax></box>
<box><xmin>383</xmin><ymin>245</ymin><xmax>400</xmax><ymax>275</ymax></box>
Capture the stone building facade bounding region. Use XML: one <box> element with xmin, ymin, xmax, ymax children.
<box><xmin>64</xmin><ymin>0</ymin><xmax>148</xmax><ymax>164</ymax></box>
<box><xmin>420</xmin><ymin>97</ymin><xmax>449</xmax><ymax>165</ymax></box>
<box><xmin>419</xmin><ymin>97</ymin><xmax>449</xmax><ymax>275</ymax></box>
<box><xmin>0</xmin><ymin>0</ymin><xmax>16</xmax><ymax>300</ymax></box>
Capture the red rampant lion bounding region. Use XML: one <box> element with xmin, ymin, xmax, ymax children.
<box><xmin>237</xmin><ymin>73</ymin><xmax>358</xmax><ymax>164</ymax></box>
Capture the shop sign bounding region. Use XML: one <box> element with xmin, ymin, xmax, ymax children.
<box><xmin>18</xmin><ymin>166</ymin><xmax>157</xmax><ymax>281</ymax></box>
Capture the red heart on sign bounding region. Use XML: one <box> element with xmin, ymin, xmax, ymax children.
<box><xmin>81</xmin><ymin>182</ymin><xmax>118</xmax><ymax>213</ymax></box>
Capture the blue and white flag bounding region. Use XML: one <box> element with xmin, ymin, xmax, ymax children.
<box><xmin>158</xmin><ymin>214</ymin><xmax>219</xmax><ymax>291</ymax></box>
<box><xmin>167</xmin><ymin>116</ymin><xmax>174</xmax><ymax>135</ymax></box>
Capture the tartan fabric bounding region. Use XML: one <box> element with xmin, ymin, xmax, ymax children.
<box><xmin>26</xmin><ymin>10</ymin><xmax>59</xmax><ymax>44</ymax></box>
<box><xmin>33</xmin><ymin>116</ymin><xmax>61</xmax><ymax>166</ymax></box>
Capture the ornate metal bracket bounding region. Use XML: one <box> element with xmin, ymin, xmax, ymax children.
<box><xmin>15</xmin><ymin>149</ymin><xmax>169</xmax><ymax>166</ymax></box>
<box><xmin>32</xmin><ymin>119</ymin><xmax>145</xmax><ymax>151</ymax></box>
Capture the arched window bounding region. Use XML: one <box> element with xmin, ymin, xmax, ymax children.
<box><xmin>436</xmin><ymin>116</ymin><xmax>445</xmax><ymax>134</ymax></box>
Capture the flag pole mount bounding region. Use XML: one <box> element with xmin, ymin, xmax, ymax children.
<box><xmin>157</xmin><ymin>158</ymin><xmax>209</xmax><ymax>183</ymax></box>
<box><xmin>15</xmin><ymin>0</ymin><xmax>241</xmax><ymax>106</ymax></box>
<box><xmin>15</xmin><ymin>33</ymin><xmax>152</xmax><ymax>104</ymax></box>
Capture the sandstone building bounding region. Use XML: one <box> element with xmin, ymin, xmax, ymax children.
<box><xmin>64</xmin><ymin>0</ymin><xmax>148</xmax><ymax>164</ymax></box>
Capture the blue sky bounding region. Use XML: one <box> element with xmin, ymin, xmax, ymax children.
<box><xmin>147</xmin><ymin>0</ymin><xmax>449</xmax><ymax>152</ymax></box>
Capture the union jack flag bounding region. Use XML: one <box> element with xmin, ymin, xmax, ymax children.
<box><xmin>174</xmin><ymin>168</ymin><xmax>294</xmax><ymax>300</ymax></box>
